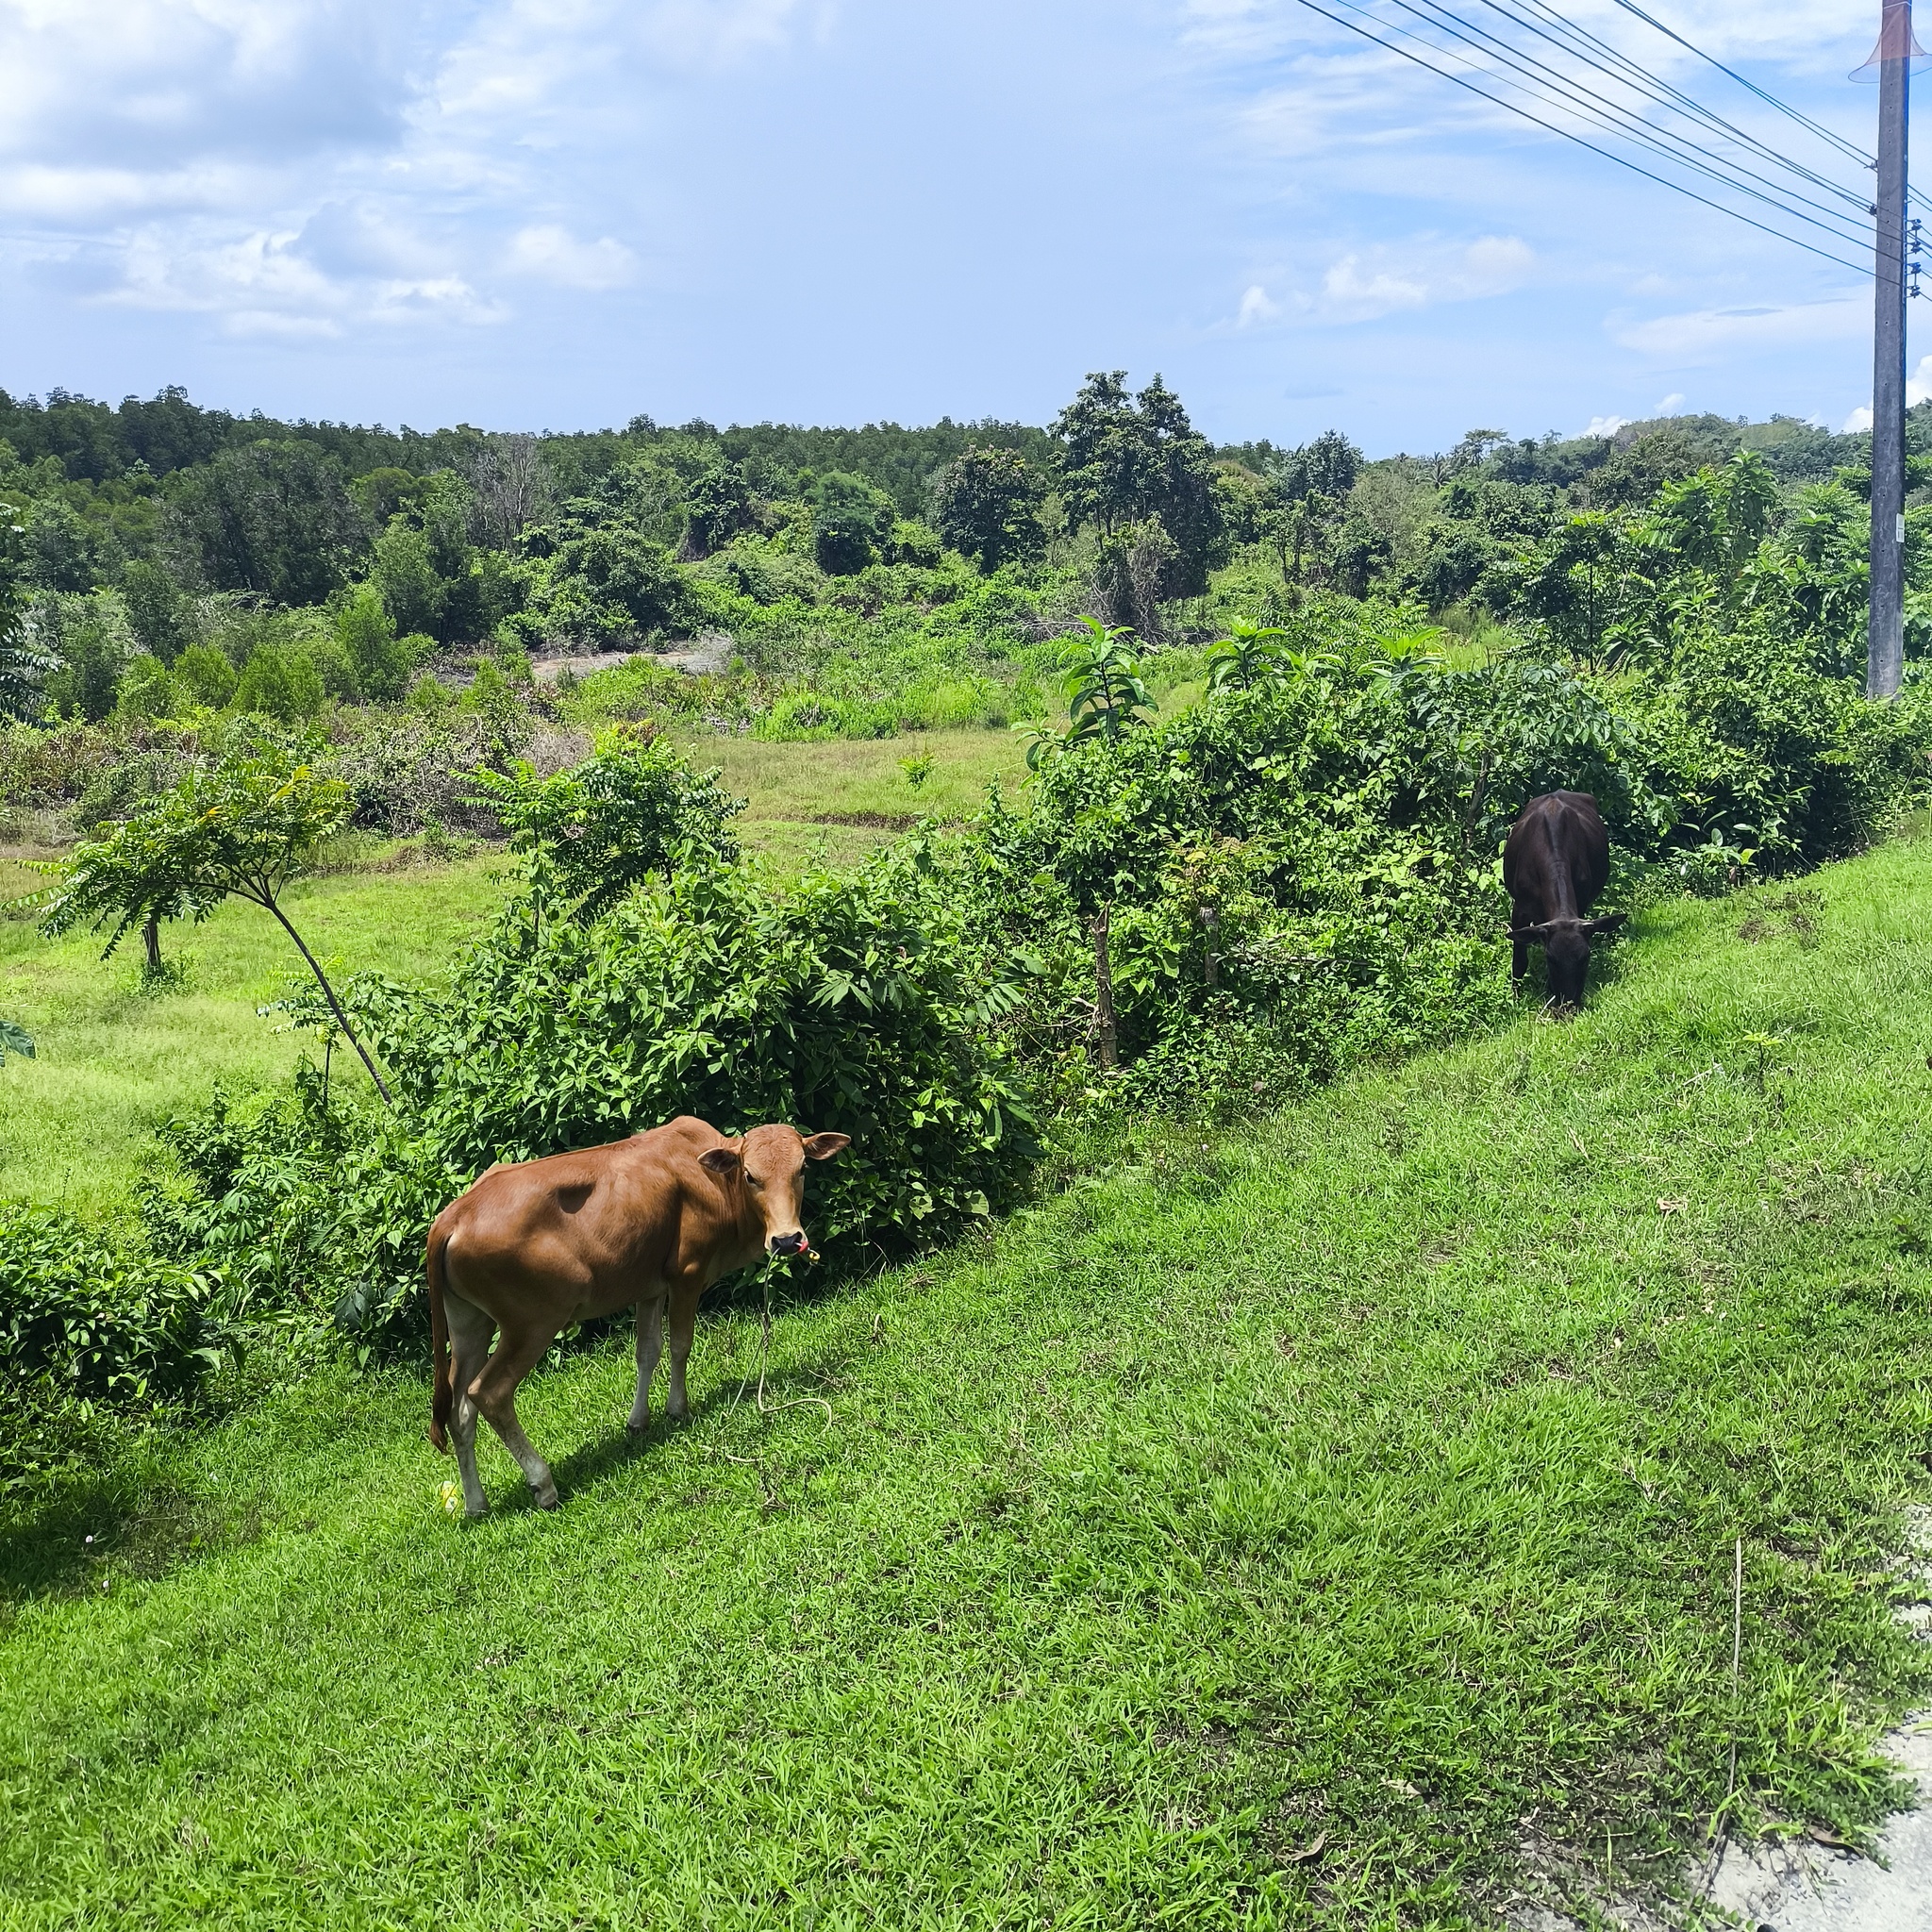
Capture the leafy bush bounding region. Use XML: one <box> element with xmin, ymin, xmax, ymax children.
<box><xmin>755</xmin><ymin>690</ymin><xmax>895</xmax><ymax>741</ymax></box>
<box><xmin>811</xmin><ymin>473</ymin><xmax>896</xmax><ymax>575</ymax></box>
<box><xmin>146</xmin><ymin>859</ymin><xmax>1040</xmax><ymax>1346</ymax></box>
<box><xmin>468</xmin><ymin>728</ymin><xmax>742</xmax><ymax>921</ymax></box>
<box><xmin>233</xmin><ymin>643</ymin><xmax>325</xmax><ymax>722</ymax></box>
<box><xmin>175</xmin><ymin>642</ymin><xmax>238</xmax><ymax>708</ymax></box>
<box><xmin>1630</xmin><ymin>618</ymin><xmax>1932</xmax><ymax>869</ymax></box>
<box><xmin>0</xmin><ymin>1208</ymin><xmax>222</xmax><ymax>1414</ymax></box>
<box><xmin>336</xmin><ymin>584</ymin><xmax>418</xmax><ymax>701</ymax></box>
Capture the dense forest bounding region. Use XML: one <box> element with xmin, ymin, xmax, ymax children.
<box><xmin>1</xmin><ymin>375</ymin><xmax>1920</xmax><ymax>743</ymax></box>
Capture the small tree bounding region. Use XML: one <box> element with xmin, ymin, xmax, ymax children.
<box><xmin>1206</xmin><ymin>618</ymin><xmax>1292</xmax><ymax>692</ymax></box>
<box><xmin>1023</xmin><ymin>617</ymin><xmax>1156</xmax><ymax>770</ymax></box>
<box><xmin>811</xmin><ymin>473</ymin><xmax>896</xmax><ymax>575</ymax></box>
<box><xmin>469</xmin><ymin>727</ymin><xmax>743</xmax><ymax>924</ymax></box>
<box><xmin>40</xmin><ymin>750</ymin><xmax>391</xmax><ymax>1103</ymax></box>
<box><xmin>1508</xmin><ymin>514</ymin><xmax>1638</xmax><ymax>672</ymax></box>
<box><xmin>933</xmin><ymin>447</ymin><xmax>1044</xmax><ymax>570</ymax></box>
<box><xmin>336</xmin><ymin>583</ymin><xmax>415</xmax><ymax>700</ymax></box>
<box><xmin>0</xmin><ymin>502</ymin><xmax>55</xmax><ymax>721</ymax></box>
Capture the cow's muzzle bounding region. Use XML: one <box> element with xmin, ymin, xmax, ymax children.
<box><xmin>768</xmin><ymin>1231</ymin><xmax>808</xmax><ymax>1257</ymax></box>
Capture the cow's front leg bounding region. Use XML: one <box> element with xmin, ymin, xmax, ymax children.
<box><xmin>666</xmin><ymin>1285</ymin><xmax>701</xmax><ymax>1421</ymax></box>
<box><xmin>628</xmin><ymin>1294</ymin><xmax>665</xmax><ymax>1432</ymax></box>
<box><xmin>1509</xmin><ymin>899</ymin><xmax>1531</xmax><ymax>985</ymax></box>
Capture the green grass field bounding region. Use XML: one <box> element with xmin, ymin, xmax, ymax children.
<box><xmin>0</xmin><ymin>728</ymin><xmax>1026</xmax><ymax>1217</ymax></box>
<box><xmin>3</xmin><ymin>832</ymin><xmax>1930</xmax><ymax>1927</ymax></box>
<box><xmin>0</xmin><ymin>855</ymin><xmax>508</xmax><ymax>1216</ymax></box>
<box><xmin>692</xmin><ymin>726</ymin><xmax>1031</xmax><ymax>876</ymax></box>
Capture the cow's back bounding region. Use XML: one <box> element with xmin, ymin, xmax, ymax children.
<box><xmin>439</xmin><ymin>1119</ymin><xmax>731</xmax><ymax>1324</ymax></box>
<box><xmin>1504</xmin><ymin>791</ymin><xmax>1608</xmax><ymax>920</ymax></box>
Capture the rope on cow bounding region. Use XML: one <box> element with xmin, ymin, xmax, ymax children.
<box><xmin>749</xmin><ymin>1256</ymin><xmax>833</xmax><ymax>1425</ymax></box>
<box><xmin>714</xmin><ymin>1257</ymin><xmax>834</xmax><ymax>1502</ymax></box>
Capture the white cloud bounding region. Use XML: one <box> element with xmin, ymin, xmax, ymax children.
<box><xmin>103</xmin><ymin>218</ymin><xmax>506</xmax><ymax>332</ymax></box>
<box><xmin>1907</xmin><ymin>356</ymin><xmax>1932</xmax><ymax>407</ymax></box>
<box><xmin>1322</xmin><ymin>257</ymin><xmax>1425</xmax><ymax>315</ymax></box>
<box><xmin>1236</xmin><ymin>283</ymin><xmax>1278</xmax><ymax>326</ymax></box>
<box><xmin>505</xmin><ymin>225</ymin><xmax>639</xmax><ymax>290</ymax></box>
<box><xmin>1843</xmin><ymin>405</ymin><xmax>1874</xmax><ymax>432</ymax></box>
<box><xmin>1612</xmin><ymin>295</ymin><xmax>1866</xmax><ymax>360</ymax></box>
<box><xmin>0</xmin><ymin>0</ymin><xmax>794</xmax><ymax>341</ymax></box>
<box><xmin>1653</xmin><ymin>392</ymin><xmax>1686</xmax><ymax>415</ymax></box>
<box><xmin>1581</xmin><ymin>414</ymin><xmax>1627</xmax><ymax>437</ymax></box>
<box><xmin>0</xmin><ymin>1</ymin><xmax>412</xmax><ymax>188</ymax></box>
<box><xmin>1311</xmin><ymin>234</ymin><xmax>1534</xmax><ymax>322</ymax></box>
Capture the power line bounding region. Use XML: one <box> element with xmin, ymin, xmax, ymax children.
<box><xmin>1368</xmin><ymin>0</ymin><xmax>1874</xmax><ymax>246</ymax></box>
<box><xmin>1599</xmin><ymin>0</ymin><xmax>1932</xmax><ymax>217</ymax></box>
<box><xmin>1604</xmin><ymin>0</ymin><xmax>1879</xmax><ymax>173</ymax></box>
<box><xmin>1482</xmin><ymin>0</ymin><xmax>1875</xmax><ymax>216</ymax></box>
<box><xmin>1307</xmin><ymin>0</ymin><xmax>1875</xmax><ymax>261</ymax></box>
<box><xmin>1291</xmin><ymin>0</ymin><xmax>1874</xmax><ymax>275</ymax></box>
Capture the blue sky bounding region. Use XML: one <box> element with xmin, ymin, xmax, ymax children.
<box><xmin>0</xmin><ymin>0</ymin><xmax>1910</xmax><ymax>453</ymax></box>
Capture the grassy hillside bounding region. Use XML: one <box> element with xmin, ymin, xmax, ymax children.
<box><xmin>4</xmin><ymin>833</ymin><xmax>1930</xmax><ymax>1927</ymax></box>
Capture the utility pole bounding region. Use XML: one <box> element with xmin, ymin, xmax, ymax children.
<box><xmin>1868</xmin><ymin>0</ymin><xmax>1919</xmax><ymax>699</ymax></box>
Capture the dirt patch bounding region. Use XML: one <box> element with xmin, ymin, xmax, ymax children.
<box><xmin>1701</xmin><ymin>1506</ymin><xmax>1932</xmax><ymax>1931</ymax></box>
<box><xmin>1740</xmin><ymin>889</ymin><xmax>1825</xmax><ymax>951</ymax></box>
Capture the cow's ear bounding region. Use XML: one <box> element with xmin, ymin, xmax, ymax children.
<box><xmin>698</xmin><ymin>1147</ymin><xmax>741</xmax><ymax>1177</ymax></box>
<box><xmin>1585</xmin><ymin>912</ymin><xmax>1628</xmax><ymax>936</ymax></box>
<box><xmin>1508</xmin><ymin>923</ymin><xmax>1555</xmax><ymax>943</ymax></box>
<box><xmin>801</xmin><ymin>1132</ymin><xmax>851</xmax><ymax>1162</ymax></box>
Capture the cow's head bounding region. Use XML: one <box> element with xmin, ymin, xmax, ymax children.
<box><xmin>700</xmin><ymin>1124</ymin><xmax>851</xmax><ymax>1257</ymax></box>
<box><xmin>1509</xmin><ymin>912</ymin><xmax>1626</xmax><ymax>1009</ymax></box>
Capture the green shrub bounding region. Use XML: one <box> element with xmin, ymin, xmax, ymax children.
<box><xmin>556</xmin><ymin>653</ymin><xmax>709</xmax><ymax>726</ymax></box>
<box><xmin>756</xmin><ymin>691</ymin><xmax>895</xmax><ymax>741</ymax></box>
<box><xmin>113</xmin><ymin>653</ymin><xmax>181</xmax><ymax>721</ymax></box>
<box><xmin>336</xmin><ymin>585</ymin><xmax>418</xmax><ymax>701</ymax></box>
<box><xmin>233</xmin><ymin>644</ymin><xmax>324</xmax><ymax>722</ymax></box>
<box><xmin>811</xmin><ymin>473</ymin><xmax>896</xmax><ymax>576</ymax></box>
<box><xmin>147</xmin><ymin>859</ymin><xmax>1040</xmax><ymax>1346</ymax></box>
<box><xmin>0</xmin><ymin>1207</ymin><xmax>223</xmax><ymax>1414</ymax></box>
<box><xmin>175</xmin><ymin>642</ymin><xmax>238</xmax><ymax>709</ymax></box>
<box><xmin>468</xmin><ymin>729</ymin><xmax>742</xmax><ymax>922</ymax></box>
<box><xmin>1631</xmin><ymin>619</ymin><xmax>1932</xmax><ymax>869</ymax></box>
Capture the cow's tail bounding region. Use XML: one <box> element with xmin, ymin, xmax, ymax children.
<box><xmin>427</xmin><ymin>1223</ymin><xmax>454</xmax><ymax>1454</ymax></box>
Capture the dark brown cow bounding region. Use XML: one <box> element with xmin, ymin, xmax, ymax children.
<box><xmin>425</xmin><ymin>1116</ymin><xmax>848</xmax><ymax>1516</ymax></box>
<box><xmin>1503</xmin><ymin>790</ymin><xmax>1625</xmax><ymax>1009</ymax></box>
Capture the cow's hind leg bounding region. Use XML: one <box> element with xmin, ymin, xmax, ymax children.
<box><xmin>472</xmin><ymin>1323</ymin><xmax>561</xmax><ymax>1510</ymax></box>
<box><xmin>444</xmin><ymin>1291</ymin><xmax>496</xmax><ymax>1519</ymax></box>
<box><xmin>628</xmin><ymin>1293</ymin><xmax>665</xmax><ymax>1433</ymax></box>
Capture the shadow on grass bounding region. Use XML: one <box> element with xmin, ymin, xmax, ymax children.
<box><xmin>540</xmin><ymin>1326</ymin><xmax>862</xmax><ymax>1513</ymax></box>
<box><xmin>0</xmin><ymin>1474</ymin><xmax>267</xmax><ymax>1609</ymax></box>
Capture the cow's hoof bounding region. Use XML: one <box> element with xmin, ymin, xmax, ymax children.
<box><xmin>533</xmin><ymin>1487</ymin><xmax>560</xmax><ymax>1511</ymax></box>
<box><xmin>464</xmin><ymin>1506</ymin><xmax>488</xmax><ymax>1522</ymax></box>
<box><xmin>625</xmin><ymin>1418</ymin><xmax>649</xmax><ymax>1435</ymax></box>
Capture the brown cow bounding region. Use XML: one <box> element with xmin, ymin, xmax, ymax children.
<box><xmin>425</xmin><ymin>1116</ymin><xmax>849</xmax><ymax>1517</ymax></box>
